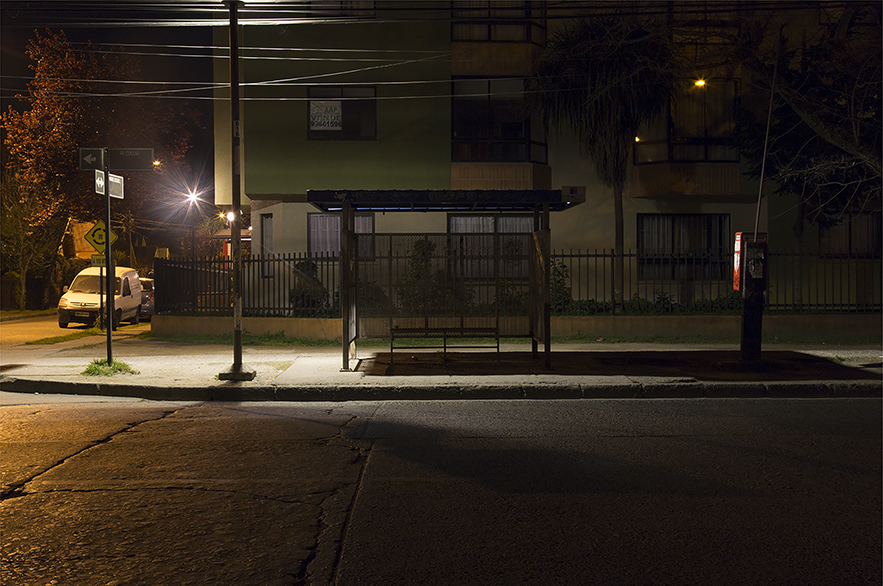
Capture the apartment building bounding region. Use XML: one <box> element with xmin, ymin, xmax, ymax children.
<box><xmin>212</xmin><ymin>1</ymin><xmax>879</xmax><ymax>308</ymax></box>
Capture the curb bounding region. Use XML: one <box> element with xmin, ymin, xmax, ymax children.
<box><xmin>1</xmin><ymin>377</ymin><xmax>880</xmax><ymax>402</ymax></box>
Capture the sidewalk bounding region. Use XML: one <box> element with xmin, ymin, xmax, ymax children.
<box><xmin>1</xmin><ymin>330</ymin><xmax>880</xmax><ymax>401</ymax></box>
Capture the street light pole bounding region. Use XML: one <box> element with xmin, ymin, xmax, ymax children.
<box><xmin>220</xmin><ymin>0</ymin><xmax>255</xmax><ymax>381</ymax></box>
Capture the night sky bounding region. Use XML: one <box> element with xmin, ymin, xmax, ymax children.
<box><xmin>1</xmin><ymin>2</ymin><xmax>219</xmax><ymax>176</ymax></box>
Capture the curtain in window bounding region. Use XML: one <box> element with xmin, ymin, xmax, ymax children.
<box><xmin>638</xmin><ymin>214</ymin><xmax>730</xmax><ymax>279</ymax></box>
<box><xmin>309</xmin><ymin>214</ymin><xmax>374</xmax><ymax>257</ymax></box>
<box><xmin>260</xmin><ymin>214</ymin><xmax>274</xmax><ymax>277</ymax></box>
<box><xmin>449</xmin><ymin>214</ymin><xmax>531</xmax><ymax>279</ymax></box>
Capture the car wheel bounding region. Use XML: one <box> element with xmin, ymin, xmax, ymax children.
<box><xmin>131</xmin><ymin>307</ymin><xmax>140</xmax><ymax>325</ymax></box>
<box><xmin>59</xmin><ymin>321</ymin><xmax>68</xmax><ymax>328</ymax></box>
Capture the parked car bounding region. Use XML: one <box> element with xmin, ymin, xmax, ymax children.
<box><xmin>58</xmin><ymin>266</ymin><xmax>142</xmax><ymax>328</ymax></box>
<box><xmin>140</xmin><ymin>277</ymin><xmax>154</xmax><ymax>320</ymax></box>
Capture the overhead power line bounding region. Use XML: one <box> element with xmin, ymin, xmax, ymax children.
<box><xmin>0</xmin><ymin>1</ymin><xmax>864</xmax><ymax>28</ymax></box>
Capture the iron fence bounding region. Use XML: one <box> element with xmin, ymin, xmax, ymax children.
<box><xmin>154</xmin><ymin>249</ymin><xmax>881</xmax><ymax>317</ymax></box>
<box><xmin>154</xmin><ymin>253</ymin><xmax>340</xmax><ymax>317</ymax></box>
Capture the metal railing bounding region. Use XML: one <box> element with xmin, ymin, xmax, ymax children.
<box><xmin>154</xmin><ymin>254</ymin><xmax>340</xmax><ymax>317</ymax></box>
<box><xmin>154</xmin><ymin>249</ymin><xmax>881</xmax><ymax>317</ymax></box>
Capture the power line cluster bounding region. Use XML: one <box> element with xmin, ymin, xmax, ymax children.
<box><xmin>1</xmin><ymin>1</ymin><xmax>871</xmax><ymax>102</ymax></box>
<box><xmin>1</xmin><ymin>1</ymin><xmax>862</xmax><ymax>28</ymax></box>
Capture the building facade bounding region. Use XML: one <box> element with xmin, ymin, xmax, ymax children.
<box><xmin>212</xmin><ymin>1</ymin><xmax>880</xmax><ymax>310</ymax></box>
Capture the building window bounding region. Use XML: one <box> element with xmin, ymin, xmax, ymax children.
<box><xmin>308</xmin><ymin>213</ymin><xmax>374</xmax><ymax>258</ymax></box>
<box><xmin>452</xmin><ymin>78</ymin><xmax>546</xmax><ymax>163</ymax></box>
<box><xmin>448</xmin><ymin>213</ymin><xmax>532</xmax><ymax>278</ymax></box>
<box><xmin>635</xmin><ymin>79</ymin><xmax>739</xmax><ymax>164</ymax></box>
<box><xmin>449</xmin><ymin>213</ymin><xmax>532</xmax><ymax>234</ymax></box>
<box><xmin>260</xmin><ymin>213</ymin><xmax>274</xmax><ymax>277</ymax></box>
<box><xmin>308</xmin><ymin>86</ymin><xmax>376</xmax><ymax>140</ymax></box>
<box><xmin>637</xmin><ymin>213</ymin><xmax>731</xmax><ymax>279</ymax></box>
<box><xmin>309</xmin><ymin>1</ymin><xmax>374</xmax><ymax>17</ymax></box>
<box><xmin>819</xmin><ymin>213</ymin><xmax>882</xmax><ymax>258</ymax></box>
<box><xmin>451</xmin><ymin>0</ymin><xmax>546</xmax><ymax>45</ymax></box>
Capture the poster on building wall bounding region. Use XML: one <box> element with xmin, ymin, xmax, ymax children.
<box><xmin>310</xmin><ymin>101</ymin><xmax>342</xmax><ymax>130</ymax></box>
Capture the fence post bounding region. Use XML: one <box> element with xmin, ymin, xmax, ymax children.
<box><xmin>610</xmin><ymin>249</ymin><xmax>616</xmax><ymax>316</ymax></box>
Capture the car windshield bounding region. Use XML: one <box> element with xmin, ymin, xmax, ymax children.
<box><xmin>141</xmin><ymin>280</ymin><xmax>154</xmax><ymax>292</ymax></box>
<box><xmin>69</xmin><ymin>275</ymin><xmax>120</xmax><ymax>294</ymax></box>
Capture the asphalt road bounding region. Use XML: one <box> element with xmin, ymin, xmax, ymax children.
<box><xmin>2</xmin><ymin>393</ymin><xmax>880</xmax><ymax>585</ymax></box>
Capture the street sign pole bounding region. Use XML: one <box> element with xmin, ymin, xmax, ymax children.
<box><xmin>80</xmin><ymin>143</ymin><xmax>145</xmax><ymax>366</ymax></box>
<box><xmin>103</xmin><ymin>147</ymin><xmax>114</xmax><ymax>365</ymax></box>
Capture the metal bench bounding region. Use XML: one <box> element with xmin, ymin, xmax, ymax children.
<box><xmin>390</xmin><ymin>326</ymin><xmax>500</xmax><ymax>363</ymax></box>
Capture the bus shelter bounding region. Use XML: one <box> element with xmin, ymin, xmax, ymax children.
<box><xmin>306</xmin><ymin>190</ymin><xmax>581</xmax><ymax>371</ymax></box>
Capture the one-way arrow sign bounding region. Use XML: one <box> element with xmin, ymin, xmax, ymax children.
<box><xmin>79</xmin><ymin>148</ymin><xmax>104</xmax><ymax>171</ymax></box>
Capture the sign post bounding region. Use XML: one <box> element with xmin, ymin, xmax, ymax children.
<box><xmin>103</xmin><ymin>148</ymin><xmax>115</xmax><ymax>363</ymax></box>
<box><xmin>80</xmin><ymin>145</ymin><xmax>152</xmax><ymax>365</ymax></box>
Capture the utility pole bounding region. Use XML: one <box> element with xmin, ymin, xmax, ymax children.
<box><xmin>220</xmin><ymin>0</ymin><xmax>255</xmax><ymax>381</ymax></box>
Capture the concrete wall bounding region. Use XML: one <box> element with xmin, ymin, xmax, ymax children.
<box><xmin>153</xmin><ymin>314</ymin><xmax>881</xmax><ymax>342</ymax></box>
<box><xmin>153</xmin><ymin>315</ymin><xmax>340</xmax><ymax>340</ymax></box>
<box><xmin>552</xmin><ymin>315</ymin><xmax>881</xmax><ymax>340</ymax></box>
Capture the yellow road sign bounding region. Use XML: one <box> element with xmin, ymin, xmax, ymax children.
<box><xmin>84</xmin><ymin>220</ymin><xmax>118</xmax><ymax>254</ymax></box>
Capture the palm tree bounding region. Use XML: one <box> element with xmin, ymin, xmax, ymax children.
<box><xmin>526</xmin><ymin>17</ymin><xmax>680</xmax><ymax>304</ymax></box>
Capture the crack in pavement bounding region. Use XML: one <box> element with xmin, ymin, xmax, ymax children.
<box><xmin>0</xmin><ymin>406</ymin><xmax>187</xmax><ymax>501</ymax></box>
<box><xmin>304</xmin><ymin>410</ymin><xmax>377</xmax><ymax>586</ymax></box>
<box><xmin>3</xmin><ymin>403</ymin><xmax>378</xmax><ymax>586</ymax></box>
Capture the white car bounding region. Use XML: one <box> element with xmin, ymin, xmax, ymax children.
<box><xmin>57</xmin><ymin>266</ymin><xmax>142</xmax><ymax>328</ymax></box>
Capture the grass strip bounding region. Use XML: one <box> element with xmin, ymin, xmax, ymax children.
<box><xmin>27</xmin><ymin>324</ymin><xmax>142</xmax><ymax>345</ymax></box>
<box><xmin>82</xmin><ymin>359</ymin><xmax>139</xmax><ymax>376</ymax></box>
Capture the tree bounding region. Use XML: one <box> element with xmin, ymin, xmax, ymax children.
<box><xmin>1</xmin><ymin>30</ymin><xmax>201</xmax><ymax>302</ymax></box>
<box><xmin>2</xmin><ymin>29</ymin><xmax>201</xmax><ymax>235</ymax></box>
<box><xmin>738</xmin><ymin>4</ymin><xmax>882</xmax><ymax>228</ymax></box>
<box><xmin>0</xmin><ymin>169</ymin><xmax>67</xmax><ymax>309</ymax></box>
<box><xmin>526</xmin><ymin>17</ymin><xmax>680</xmax><ymax>304</ymax></box>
